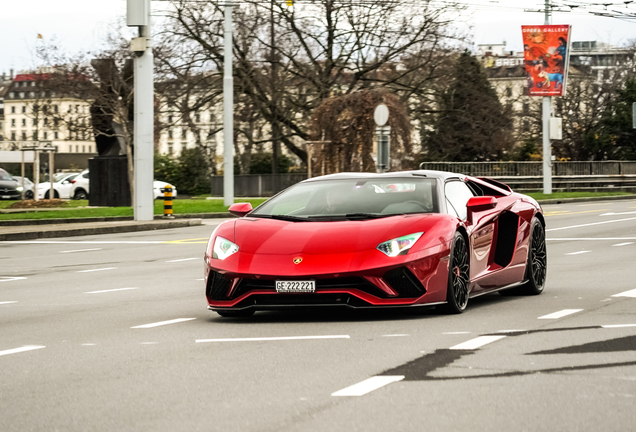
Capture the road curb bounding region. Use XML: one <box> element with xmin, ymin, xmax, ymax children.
<box><xmin>0</xmin><ymin>219</ymin><xmax>203</xmax><ymax>241</ymax></box>
<box><xmin>536</xmin><ymin>195</ymin><xmax>636</xmax><ymax>205</ymax></box>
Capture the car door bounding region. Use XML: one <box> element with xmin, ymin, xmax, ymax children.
<box><xmin>445</xmin><ymin>180</ymin><xmax>495</xmax><ymax>291</ymax></box>
<box><xmin>57</xmin><ymin>174</ymin><xmax>78</xmax><ymax>199</ymax></box>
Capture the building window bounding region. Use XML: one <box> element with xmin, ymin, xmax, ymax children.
<box><xmin>11</xmin><ymin>132</ymin><xmax>16</xmax><ymax>141</ymax></box>
<box><xmin>168</xmin><ymin>115</ymin><xmax>173</xmax><ymax>123</ymax></box>
<box><xmin>523</xmin><ymin>120</ymin><xmax>530</xmax><ymax>132</ymax></box>
<box><xmin>75</xmin><ymin>105</ymin><xmax>79</xmax><ymax>113</ymax></box>
<box><xmin>54</xmin><ymin>132</ymin><xmax>59</xmax><ymax>139</ymax></box>
<box><xmin>22</xmin><ymin>119</ymin><xmax>26</xmax><ymax>126</ymax></box>
<box><xmin>522</xmin><ymin>102</ymin><xmax>530</xmax><ymax>115</ymax></box>
<box><xmin>506</xmin><ymin>87</ymin><xmax>512</xmax><ymax>97</ymax></box>
<box><xmin>195</xmin><ymin>114</ymin><xmax>200</xmax><ymax>123</ymax></box>
<box><xmin>22</xmin><ymin>132</ymin><xmax>27</xmax><ymax>140</ymax></box>
<box><xmin>33</xmin><ymin>131</ymin><xmax>38</xmax><ymax>140</ymax></box>
<box><xmin>82</xmin><ymin>145</ymin><xmax>86</xmax><ymax>152</ymax></box>
<box><xmin>11</xmin><ymin>106</ymin><xmax>15</xmax><ymax>113</ymax></box>
<box><xmin>44</xmin><ymin>132</ymin><xmax>48</xmax><ymax>140</ymax></box>
<box><xmin>32</xmin><ymin>118</ymin><xmax>37</xmax><ymax>126</ymax></box>
<box><xmin>181</xmin><ymin>129</ymin><xmax>187</xmax><ymax>139</ymax></box>
<box><xmin>53</xmin><ymin>105</ymin><xmax>58</xmax><ymax>113</ymax></box>
<box><xmin>44</xmin><ymin>118</ymin><xmax>48</xmax><ymax>126</ymax></box>
<box><xmin>167</xmin><ymin>143</ymin><xmax>173</xmax><ymax>155</ymax></box>
<box><xmin>22</xmin><ymin>106</ymin><xmax>26</xmax><ymax>113</ymax></box>
<box><xmin>76</xmin><ymin>145</ymin><xmax>79</xmax><ymax>152</ymax></box>
<box><xmin>11</xmin><ymin>119</ymin><xmax>15</xmax><ymax>127</ymax></box>
<box><xmin>168</xmin><ymin>129</ymin><xmax>173</xmax><ymax>139</ymax></box>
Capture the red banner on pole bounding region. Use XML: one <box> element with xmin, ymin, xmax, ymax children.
<box><xmin>522</xmin><ymin>25</ymin><xmax>572</xmax><ymax>97</ymax></box>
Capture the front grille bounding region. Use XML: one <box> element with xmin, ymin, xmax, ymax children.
<box><xmin>206</xmin><ymin>270</ymin><xmax>232</xmax><ymax>300</ymax></box>
<box><xmin>383</xmin><ymin>267</ymin><xmax>426</xmax><ymax>298</ymax></box>
<box><xmin>232</xmin><ymin>276</ymin><xmax>388</xmax><ymax>300</ymax></box>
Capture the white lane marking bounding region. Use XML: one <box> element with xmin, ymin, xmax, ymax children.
<box><xmin>0</xmin><ymin>241</ymin><xmax>164</xmax><ymax>244</ymax></box>
<box><xmin>196</xmin><ymin>335</ymin><xmax>350</xmax><ymax>343</ymax></box>
<box><xmin>0</xmin><ymin>345</ymin><xmax>46</xmax><ymax>357</ymax></box>
<box><xmin>602</xmin><ymin>324</ymin><xmax>636</xmax><ymax>328</ymax></box>
<box><xmin>612</xmin><ymin>289</ymin><xmax>636</xmax><ymax>298</ymax></box>
<box><xmin>443</xmin><ymin>331</ymin><xmax>471</xmax><ymax>335</ymax></box>
<box><xmin>600</xmin><ymin>211</ymin><xmax>636</xmax><ymax>216</ymax></box>
<box><xmin>77</xmin><ymin>267</ymin><xmax>117</xmax><ymax>273</ymax></box>
<box><xmin>548</xmin><ymin>238</ymin><xmax>636</xmax><ymax>241</ymax></box>
<box><xmin>60</xmin><ymin>248</ymin><xmax>103</xmax><ymax>253</ymax></box>
<box><xmin>546</xmin><ymin>217</ymin><xmax>636</xmax><ymax>232</ymax></box>
<box><xmin>166</xmin><ymin>258</ymin><xmax>198</xmax><ymax>263</ymax></box>
<box><xmin>140</xmin><ymin>342</ymin><xmax>158</xmax><ymax>345</ymax></box>
<box><xmin>82</xmin><ymin>343</ymin><xmax>97</xmax><ymax>346</ymax></box>
<box><xmin>498</xmin><ymin>329</ymin><xmax>526</xmax><ymax>333</ymax></box>
<box><xmin>538</xmin><ymin>309</ymin><xmax>583</xmax><ymax>319</ymax></box>
<box><xmin>0</xmin><ymin>301</ymin><xmax>18</xmax><ymax>305</ymax></box>
<box><xmin>0</xmin><ymin>277</ymin><xmax>27</xmax><ymax>283</ymax></box>
<box><xmin>332</xmin><ymin>376</ymin><xmax>404</xmax><ymax>397</ymax></box>
<box><xmin>382</xmin><ymin>334</ymin><xmax>409</xmax><ymax>337</ymax></box>
<box><xmin>449</xmin><ymin>335</ymin><xmax>506</xmax><ymax>350</ymax></box>
<box><xmin>84</xmin><ymin>287</ymin><xmax>138</xmax><ymax>294</ymax></box>
<box><xmin>195</xmin><ymin>278</ymin><xmax>204</xmax><ymax>281</ymax></box>
<box><xmin>613</xmin><ymin>242</ymin><xmax>634</xmax><ymax>247</ymax></box>
<box><xmin>132</xmin><ymin>318</ymin><xmax>196</xmax><ymax>329</ymax></box>
<box><xmin>565</xmin><ymin>251</ymin><xmax>591</xmax><ymax>255</ymax></box>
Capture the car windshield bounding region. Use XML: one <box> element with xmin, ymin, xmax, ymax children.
<box><xmin>53</xmin><ymin>173</ymin><xmax>77</xmax><ymax>183</ymax></box>
<box><xmin>251</xmin><ymin>177</ymin><xmax>439</xmax><ymax>221</ymax></box>
<box><xmin>0</xmin><ymin>169</ymin><xmax>14</xmax><ymax>181</ymax></box>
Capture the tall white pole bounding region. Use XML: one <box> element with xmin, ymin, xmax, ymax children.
<box><xmin>542</xmin><ymin>0</ymin><xmax>552</xmax><ymax>194</ymax></box>
<box><xmin>223</xmin><ymin>3</ymin><xmax>234</xmax><ymax>206</ymax></box>
<box><xmin>133</xmin><ymin>0</ymin><xmax>154</xmax><ymax>220</ymax></box>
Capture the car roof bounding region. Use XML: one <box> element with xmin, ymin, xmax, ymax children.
<box><xmin>303</xmin><ymin>170</ymin><xmax>466</xmax><ymax>183</ymax></box>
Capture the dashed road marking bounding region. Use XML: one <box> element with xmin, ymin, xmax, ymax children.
<box><xmin>538</xmin><ymin>309</ymin><xmax>583</xmax><ymax>319</ymax></box>
<box><xmin>82</xmin><ymin>343</ymin><xmax>97</xmax><ymax>346</ymax></box>
<box><xmin>442</xmin><ymin>331</ymin><xmax>471</xmax><ymax>335</ymax></box>
<box><xmin>140</xmin><ymin>342</ymin><xmax>158</xmax><ymax>345</ymax></box>
<box><xmin>0</xmin><ymin>241</ymin><xmax>163</xmax><ymax>244</ymax></box>
<box><xmin>166</xmin><ymin>258</ymin><xmax>198</xmax><ymax>263</ymax></box>
<box><xmin>0</xmin><ymin>301</ymin><xmax>18</xmax><ymax>305</ymax></box>
<box><xmin>332</xmin><ymin>376</ymin><xmax>404</xmax><ymax>397</ymax></box>
<box><xmin>548</xmin><ymin>238</ymin><xmax>636</xmax><ymax>241</ymax></box>
<box><xmin>449</xmin><ymin>335</ymin><xmax>506</xmax><ymax>350</ymax></box>
<box><xmin>498</xmin><ymin>329</ymin><xmax>526</xmax><ymax>333</ymax></box>
<box><xmin>60</xmin><ymin>248</ymin><xmax>103</xmax><ymax>253</ymax></box>
<box><xmin>602</xmin><ymin>324</ymin><xmax>636</xmax><ymax>328</ymax></box>
<box><xmin>566</xmin><ymin>251</ymin><xmax>591</xmax><ymax>255</ymax></box>
<box><xmin>131</xmin><ymin>318</ymin><xmax>196</xmax><ymax>329</ymax></box>
<box><xmin>612</xmin><ymin>242</ymin><xmax>634</xmax><ymax>247</ymax></box>
<box><xmin>382</xmin><ymin>334</ymin><xmax>409</xmax><ymax>337</ymax></box>
<box><xmin>77</xmin><ymin>267</ymin><xmax>117</xmax><ymax>273</ymax></box>
<box><xmin>611</xmin><ymin>288</ymin><xmax>636</xmax><ymax>298</ymax></box>
<box><xmin>0</xmin><ymin>345</ymin><xmax>46</xmax><ymax>357</ymax></box>
<box><xmin>0</xmin><ymin>277</ymin><xmax>27</xmax><ymax>283</ymax></box>
<box><xmin>196</xmin><ymin>335</ymin><xmax>350</xmax><ymax>343</ymax></box>
<box><xmin>84</xmin><ymin>287</ymin><xmax>138</xmax><ymax>294</ymax></box>
<box><xmin>600</xmin><ymin>211</ymin><xmax>636</xmax><ymax>216</ymax></box>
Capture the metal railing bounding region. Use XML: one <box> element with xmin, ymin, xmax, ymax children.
<box><xmin>419</xmin><ymin>161</ymin><xmax>636</xmax><ymax>177</ymax></box>
<box><xmin>211</xmin><ymin>173</ymin><xmax>309</xmax><ymax>197</ymax></box>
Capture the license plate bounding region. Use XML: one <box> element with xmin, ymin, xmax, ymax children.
<box><xmin>275</xmin><ymin>280</ymin><xmax>316</xmax><ymax>293</ymax></box>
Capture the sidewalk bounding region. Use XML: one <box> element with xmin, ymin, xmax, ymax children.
<box><xmin>0</xmin><ymin>218</ymin><xmax>204</xmax><ymax>241</ymax></box>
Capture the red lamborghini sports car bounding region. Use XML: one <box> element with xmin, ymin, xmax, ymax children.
<box><xmin>204</xmin><ymin>170</ymin><xmax>547</xmax><ymax>317</ymax></box>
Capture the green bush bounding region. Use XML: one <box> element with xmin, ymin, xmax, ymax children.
<box><xmin>155</xmin><ymin>148</ymin><xmax>211</xmax><ymax>195</ymax></box>
<box><xmin>249</xmin><ymin>152</ymin><xmax>292</xmax><ymax>174</ymax></box>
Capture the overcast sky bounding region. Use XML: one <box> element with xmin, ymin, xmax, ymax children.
<box><xmin>1</xmin><ymin>0</ymin><xmax>635</xmax><ymax>76</ymax></box>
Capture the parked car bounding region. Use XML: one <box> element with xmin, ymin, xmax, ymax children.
<box><xmin>36</xmin><ymin>172</ymin><xmax>80</xmax><ymax>199</ymax></box>
<box><xmin>11</xmin><ymin>176</ymin><xmax>34</xmax><ymax>199</ymax></box>
<box><xmin>0</xmin><ymin>168</ymin><xmax>21</xmax><ymax>200</ymax></box>
<box><xmin>154</xmin><ymin>181</ymin><xmax>178</xmax><ymax>199</ymax></box>
<box><xmin>69</xmin><ymin>169</ymin><xmax>90</xmax><ymax>200</ymax></box>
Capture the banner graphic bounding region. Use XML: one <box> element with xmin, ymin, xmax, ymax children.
<box><xmin>521</xmin><ymin>25</ymin><xmax>572</xmax><ymax>97</ymax></box>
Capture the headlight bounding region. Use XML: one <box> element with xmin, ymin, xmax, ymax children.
<box><xmin>16</xmin><ymin>186</ymin><xmax>23</xmax><ymax>191</ymax></box>
<box><xmin>212</xmin><ymin>236</ymin><xmax>239</xmax><ymax>260</ymax></box>
<box><xmin>377</xmin><ymin>232</ymin><xmax>423</xmax><ymax>257</ymax></box>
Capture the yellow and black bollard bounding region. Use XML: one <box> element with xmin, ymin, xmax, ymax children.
<box><xmin>163</xmin><ymin>185</ymin><xmax>175</xmax><ymax>219</ymax></box>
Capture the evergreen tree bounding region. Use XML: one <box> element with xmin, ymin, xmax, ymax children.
<box><xmin>584</xmin><ymin>78</ymin><xmax>636</xmax><ymax>160</ymax></box>
<box><xmin>424</xmin><ymin>51</ymin><xmax>514</xmax><ymax>162</ymax></box>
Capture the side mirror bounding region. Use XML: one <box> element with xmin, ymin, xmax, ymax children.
<box><xmin>229</xmin><ymin>202</ymin><xmax>253</xmax><ymax>217</ymax></box>
<box><xmin>466</xmin><ymin>196</ymin><xmax>497</xmax><ymax>224</ymax></box>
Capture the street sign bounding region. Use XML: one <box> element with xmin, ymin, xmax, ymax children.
<box><xmin>374</xmin><ymin>104</ymin><xmax>389</xmax><ymax>126</ymax></box>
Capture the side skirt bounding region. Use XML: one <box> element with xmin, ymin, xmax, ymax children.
<box><xmin>468</xmin><ymin>280</ymin><xmax>528</xmax><ymax>299</ymax></box>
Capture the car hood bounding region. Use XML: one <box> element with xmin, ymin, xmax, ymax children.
<box><xmin>0</xmin><ymin>179</ymin><xmax>18</xmax><ymax>189</ymax></box>
<box><xmin>234</xmin><ymin>213</ymin><xmax>446</xmax><ymax>255</ymax></box>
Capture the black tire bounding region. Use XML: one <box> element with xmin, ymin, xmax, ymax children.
<box><xmin>73</xmin><ymin>189</ymin><xmax>88</xmax><ymax>200</ymax></box>
<box><xmin>24</xmin><ymin>190</ymin><xmax>33</xmax><ymax>199</ymax></box>
<box><xmin>216</xmin><ymin>309</ymin><xmax>255</xmax><ymax>318</ymax></box>
<box><xmin>519</xmin><ymin>217</ymin><xmax>547</xmax><ymax>295</ymax></box>
<box><xmin>44</xmin><ymin>190</ymin><xmax>59</xmax><ymax>199</ymax></box>
<box><xmin>499</xmin><ymin>217</ymin><xmax>547</xmax><ymax>297</ymax></box>
<box><xmin>442</xmin><ymin>232</ymin><xmax>470</xmax><ymax>314</ymax></box>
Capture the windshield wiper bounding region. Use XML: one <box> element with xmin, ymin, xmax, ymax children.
<box><xmin>343</xmin><ymin>213</ymin><xmax>394</xmax><ymax>220</ymax></box>
<box><xmin>250</xmin><ymin>214</ymin><xmax>311</xmax><ymax>222</ymax></box>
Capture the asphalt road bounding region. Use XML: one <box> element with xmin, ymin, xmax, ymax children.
<box><xmin>1</xmin><ymin>199</ymin><xmax>636</xmax><ymax>432</ymax></box>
